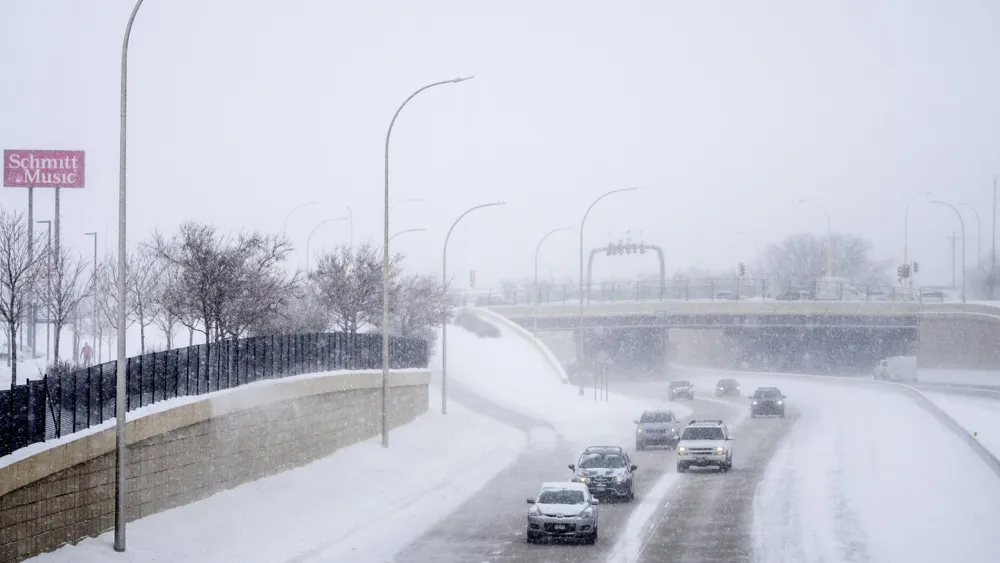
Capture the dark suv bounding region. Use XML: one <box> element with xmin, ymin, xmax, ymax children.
<box><xmin>750</xmin><ymin>387</ymin><xmax>786</xmax><ymax>417</ymax></box>
<box><xmin>715</xmin><ymin>379</ymin><xmax>740</xmax><ymax>397</ymax></box>
<box><xmin>667</xmin><ymin>380</ymin><xmax>694</xmax><ymax>401</ymax></box>
<box><xmin>568</xmin><ymin>446</ymin><xmax>637</xmax><ymax>502</ymax></box>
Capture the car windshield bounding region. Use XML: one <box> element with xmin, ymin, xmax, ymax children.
<box><xmin>640</xmin><ymin>412</ymin><xmax>673</xmax><ymax>423</ymax></box>
<box><xmin>754</xmin><ymin>389</ymin><xmax>781</xmax><ymax>399</ymax></box>
<box><xmin>537</xmin><ymin>489</ymin><xmax>586</xmax><ymax>504</ymax></box>
<box><xmin>669</xmin><ymin>381</ymin><xmax>691</xmax><ymax>388</ymax></box>
<box><xmin>718</xmin><ymin>380</ymin><xmax>736</xmax><ymax>386</ymax></box>
<box><xmin>682</xmin><ymin>427</ymin><xmax>725</xmax><ymax>440</ymax></box>
<box><xmin>578</xmin><ymin>453</ymin><xmax>626</xmax><ymax>469</ymax></box>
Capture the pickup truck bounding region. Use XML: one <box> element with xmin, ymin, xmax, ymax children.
<box><xmin>874</xmin><ymin>356</ymin><xmax>918</xmax><ymax>383</ymax></box>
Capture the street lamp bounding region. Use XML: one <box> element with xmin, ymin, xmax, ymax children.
<box><xmin>442</xmin><ymin>202</ymin><xmax>506</xmax><ymax>415</ymax></box>
<box><xmin>390</xmin><ymin>198</ymin><xmax>422</xmax><ymax>215</ymax></box>
<box><xmin>534</xmin><ymin>227</ymin><xmax>571</xmax><ymax>332</ymax></box>
<box><xmin>345</xmin><ymin>205</ymin><xmax>354</xmax><ymax>249</ymax></box>
<box><xmin>378</xmin><ymin>228</ymin><xmax>428</xmax><ymax>254</ymax></box>
<box><xmin>904</xmin><ymin>192</ymin><xmax>932</xmax><ymax>290</ymax></box>
<box><xmin>930</xmin><ymin>200</ymin><xmax>967</xmax><ymax>303</ymax></box>
<box><xmin>37</xmin><ymin>220</ymin><xmax>51</xmax><ymax>362</ymax></box>
<box><xmin>116</xmin><ymin>0</ymin><xmax>147</xmax><ymax>551</ymax></box>
<box><xmin>956</xmin><ymin>202</ymin><xmax>982</xmax><ymax>269</ymax></box>
<box><xmin>798</xmin><ymin>199</ymin><xmax>833</xmax><ymax>278</ymax></box>
<box><xmin>305</xmin><ymin>217</ymin><xmax>348</xmax><ymax>272</ymax></box>
<box><xmin>577</xmin><ymin>188</ymin><xmax>640</xmax><ymax>391</ymax></box>
<box><xmin>382</xmin><ymin>76</ymin><xmax>473</xmax><ymax>448</ymax></box>
<box><xmin>85</xmin><ymin>232</ymin><xmax>98</xmax><ymax>364</ymax></box>
<box><xmin>282</xmin><ymin>201</ymin><xmax>319</xmax><ymax>235</ymax></box>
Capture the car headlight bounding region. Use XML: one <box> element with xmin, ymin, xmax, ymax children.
<box><xmin>577</xmin><ymin>476</ymin><xmax>588</xmax><ymax>483</ymax></box>
<box><xmin>777</xmin><ymin>400</ymin><xmax>783</xmax><ymax>405</ymax></box>
<box><xmin>529</xmin><ymin>506</ymin><xmax>540</xmax><ymax>516</ymax></box>
<box><xmin>716</xmin><ymin>447</ymin><xmax>725</xmax><ymax>454</ymax></box>
<box><xmin>677</xmin><ymin>446</ymin><xmax>686</xmax><ymax>455</ymax></box>
<box><xmin>580</xmin><ymin>507</ymin><xmax>594</xmax><ymax>518</ymax></box>
<box><xmin>752</xmin><ymin>401</ymin><xmax>759</xmax><ymax>405</ymax></box>
<box><xmin>636</xmin><ymin>428</ymin><xmax>643</xmax><ymax>433</ymax></box>
<box><xmin>615</xmin><ymin>474</ymin><xmax>627</xmax><ymax>483</ymax></box>
<box><xmin>671</xmin><ymin>427</ymin><xmax>677</xmax><ymax>433</ymax></box>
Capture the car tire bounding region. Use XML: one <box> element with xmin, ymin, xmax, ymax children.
<box><xmin>676</xmin><ymin>463</ymin><xmax>687</xmax><ymax>473</ymax></box>
<box><xmin>636</xmin><ymin>441</ymin><xmax>645</xmax><ymax>451</ymax></box>
<box><xmin>627</xmin><ymin>486</ymin><xmax>635</xmax><ymax>502</ymax></box>
<box><xmin>584</xmin><ymin>531</ymin><xmax>598</xmax><ymax>545</ymax></box>
<box><xmin>526</xmin><ymin>531</ymin><xmax>538</xmax><ymax>544</ymax></box>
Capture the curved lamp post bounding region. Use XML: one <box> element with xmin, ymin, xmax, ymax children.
<box><xmin>930</xmin><ymin>200</ymin><xmax>967</xmax><ymax>303</ymax></box>
<box><xmin>377</xmin><ymin>228</ymin><xmax>428</xmax><ymax>255</ymax></box>
<box><xmin>534</xmin><ymin>227</ymin><xmax>571</xmax><ymax>332</ymax></box>
<box><xmin>382</xmin><ymin>76</ymin><xmax>472</xmax><ymax>447</ymax></box>
<box><xmin>956</xmin><ymin>202</ymin><xmax>982</xmax><ymax>269</ymax></box>
<box><xmin>115</xmin><ymin>0</ymin><xmax>147</xmax><ymax>551</ymax></box>
<box><xmin>282</xmin><ymin>200</ymin><xmax>319</xmax><ymax>235</ymax></box>
<box><xmin>798</xmin><ymin>199</ymin><xmax>833</xmax><ymax>278</ymax></box>
<box><xmin>577</xmin><ymin>188</ymin><xmax>639</xmax><ymax>392</ymax></box>
<box><xmin>305</xmin><ymin>217</ymin><xmax>347</xmax><ymax>272</ymax></box>
<box><xmin>442</xmin><ymin>202</ymin><xmax>506</xmax><ymax>414</ymax></box>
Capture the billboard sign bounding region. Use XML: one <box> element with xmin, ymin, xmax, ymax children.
<box><xmin>3</xmin><ymin>149</ymin><xmax>85</xmax><ymax>188</ymax></box>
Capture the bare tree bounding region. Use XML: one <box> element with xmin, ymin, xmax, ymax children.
<box><xmin>150</xmin><ymin>258</ymin><xmax>180</xmax><ymax>349</ymax></box>
<box><xmin>129</xmin><ymin>246</ymin><xmax>162</xmax><ymax>354</ymax></box>
<box><xmin>762</xmin><ymin>233</ymin><xmax>891</xmax><ymax>288</ymax></box>
<box><xmin>390</xmin><ymin>273</ymin><xmax>450</xmax><ymax>346</ymax></box>
<box><xmin>95</xmin><ymin>253</ymin><xmax>136</xmax><ymax>345</ymax></box>
<box><xmin>0</xmin><ymin>211</ymin><xmax>47</xmax><ymax>386</ymax></box>
<box><xmin>152</xmin><ymin>222</ymin><xmax>295</xmax><ymax>342</ymax></box>
<box><xmin>41</xmin><ymin>246</ymin><xmax>89</xmax><ymax>364</ymax></box>
<box><xmin>310</xmin><ymin>243</ymin><xmax>402</xmax><ymax>334</ymax></box>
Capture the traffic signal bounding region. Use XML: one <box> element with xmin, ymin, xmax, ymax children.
<box><xmin>897</xmin><ymin>265</ymin><xmax>904</xmax><ymax>278</ymax></box>
<box><xmin>469</xmin><ymin>270</ymin><xmax>476</xmax><ymax>287</ymax></box>
<box><xmin>639</xmin><ymin>242</ymin><xmax>645</xmax><ymax>254</ymax></box>
<box><xmin>913</xmin><ymin>261</ymin><xmax>919</xmax><ymax>273</ymax></box>
<box><xmin>738</xmin><ymin>262</ymin><xmax>747</xmax><ymax>277</ymax></box>
<box><xmin>607</xmin><ymin>242</ymin><xmax>615</xmax><ymax>256</ymax></box>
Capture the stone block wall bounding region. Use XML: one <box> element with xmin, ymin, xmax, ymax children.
<box><xmin>0</xmin><ymin>370</ymin><xmax>429</xmax><ymax>563</ymax></box>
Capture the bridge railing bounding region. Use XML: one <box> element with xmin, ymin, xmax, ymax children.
<box><xmin>0</xmin><ymin>332</ymin><xmax>428</xmax><ymax>457</ymax></box>
<box><xmin>462</xmin><ymin>278</ymin><xmax>946</xmax><ymax>307</ymax></box>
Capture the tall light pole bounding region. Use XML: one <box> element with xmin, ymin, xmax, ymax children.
<box><xmin>305</xmin><ymin>217</ymin><xmax>347</xmax><ymax>272</ymax></box>
<box><xmin>578</xmin><ymin>188</ymin><xmax>639</xmax><ymax>391</ymax></box>
<box><xmin>904</xmin><ymin>191</ymin><xmax>932</xmax><ymax>290</ymax></box>
<box><xmin>282</xmin><ymin>200</ymin><xmax>319</xmax><ymax>235</ymax></box>
<box><xmin>37</xmin><ymin>221</ymin><xmax>52</xmax><ymax>362</ymax></box>
<box><xmin>115</xmin><ymin>0</ymin><xmax>146</xmax><ymax>551</ymax></box>
<box><xmin>382</xmin><ymin>76</ymin><xmax>473</xmax><ymax>447</ymax></box>
<box><xmin>442</xmin><ymin>202</ymin><xmax>506</xmax><ymax>414</ymax></box>
<box><xmin>956</xmin><ymin>202</ymin><xmax>982</xmax><ymax>269</ymax></box>
<box><xmin>992</xmin><ymin>175</ymin><xmax>997</xmax><ymax>297</ymax></box>
<box><xmin>85</xmin><ymin>232</ymin><xmax>98</xmax><ymax>363</ymax></box>
<box><xmin>931</xmin><ymin>200</ymin><xmax>967</xmax><ymax>303</ymax></box>
<box><xmin>798</xmin><ymin>199</ymin><xmax>833</xmax><ymax>278</ymax></box>
<box><xmin>534</xmin><ymin>227</ymin><xmax>571</xmax><ymax>332</ymax></box>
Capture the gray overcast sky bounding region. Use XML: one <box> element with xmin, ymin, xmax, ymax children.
<box><xmin>2</xmin><ymin>0</ymin><xmax>998</xmax><ymax>289</ymax></box>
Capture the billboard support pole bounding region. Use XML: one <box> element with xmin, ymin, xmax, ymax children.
<box><xmin>27</xmin><ymin>187</ymin><xmax>34</xmax><ymax>359</ymax></box>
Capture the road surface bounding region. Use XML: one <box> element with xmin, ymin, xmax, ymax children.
<box><xmin>393</xmin><ymin>379</ymin><xmax>795</xmax><ymax>562</ymax></box>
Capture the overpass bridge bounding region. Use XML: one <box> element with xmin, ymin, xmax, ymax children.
<box><xmin>480</xmin><ymin>300</ymin><xmax>1000</xmax><ymax>375</ymax></box>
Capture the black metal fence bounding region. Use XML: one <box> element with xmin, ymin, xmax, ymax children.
<box><xmin>1</xmin><ymin>332</ymin><xmax>428</xmax><ymax>457</ymax></box>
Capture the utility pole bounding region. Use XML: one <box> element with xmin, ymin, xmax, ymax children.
<box><xmin>948</xmin><ymin>231</ymin><xmax>961</xmax><ymax>289</ymax></box>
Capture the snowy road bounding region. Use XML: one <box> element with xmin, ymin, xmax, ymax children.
<box><xmin>394</xmin><ymin>385</ymin><xmax>783</xmax><ymax>563</ymax></box>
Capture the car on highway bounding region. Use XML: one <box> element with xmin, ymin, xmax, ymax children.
<box><xmin>749</xmin><ymin>387</ymin><xmax>786</xmax><ymax>417</ymax></box>
<box><xmin>676</xmin><ymin>420</ymin><xmax>734</xmax><ymax>473</ymax></box>
<box><xmin>526</xmin><ymin>482</ymin><xmax>599</xmax><ymax>544</ymax></box>
<box><xmin>569</xmin><ymin>446</ymin><xmax>637</xmax><ymax>501</ymax></box>
<box><xmin>667</xmin><ymin>380</ymin><xmax>695</xmax><ymax>400</ymax></box>
<box><xmin>634</xmin><ymin>410</ymin><xmax>681</xmax><ymax>450</ymax></box>
<box><xmin>715</xmin><ymin>378</ymin><xmax>741</xmax><ymax>397</ymax></box>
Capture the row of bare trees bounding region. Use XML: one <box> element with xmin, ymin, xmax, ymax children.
<box><xmin>0</xmin><ymin>213</ymin><xmax>452</xmax><ymax>387</ymax></box>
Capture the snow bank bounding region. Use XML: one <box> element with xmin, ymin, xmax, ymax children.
<box><xmin>922</xmin><ymin>392</ymin><xmax>1000</xmax><ymax>463</ymax></box>
<box><xmin>470</xmin><ymin>307</ymin><xmax>570</xmax><ymax>383</ymax></box>
<box><xmin>436</xmin><ymin>319</ymin><xmax>688</xmax><ymax>450</ymax></box>
<box><xmin>26</xmin><ymin>387</ymin><xmax>526</xmax><ymax>563</ymax></box>
<box><xmin>754</xmin><ymin>379</ymin><xmax>1000</xmax><ymax>563</ymax></box>
<box><xmin>919</xmin><ymin>368</ymin><xmax>1000</xmax><ymax>388</ymax></box>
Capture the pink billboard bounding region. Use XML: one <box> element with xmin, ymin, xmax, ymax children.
<box><xmin>3</xmin><ymin>149</ymin><xmax>85</xmax><ymax>188</ymax></box>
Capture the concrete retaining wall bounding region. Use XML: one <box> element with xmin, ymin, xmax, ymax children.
<box><xmin>0</xmin><ymin>370</ymin><xmax>430</xmax><ymax>563</ymax></box>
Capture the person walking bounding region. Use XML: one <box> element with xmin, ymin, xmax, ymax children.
<box><xmin>80</xmin><ymin>342</ymin><xmax>93</xmax><ymax>367</ymax></box>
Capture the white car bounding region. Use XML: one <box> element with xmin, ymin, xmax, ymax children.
<box><xmin>676</xmin><ymin>420</ymin><xmax>734</xmax><ymax>473</ymax></box>
<box><xmin>526</xmin><ymin>482</ymin><xmax>599</xmax><ymax>544</ymax></box>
